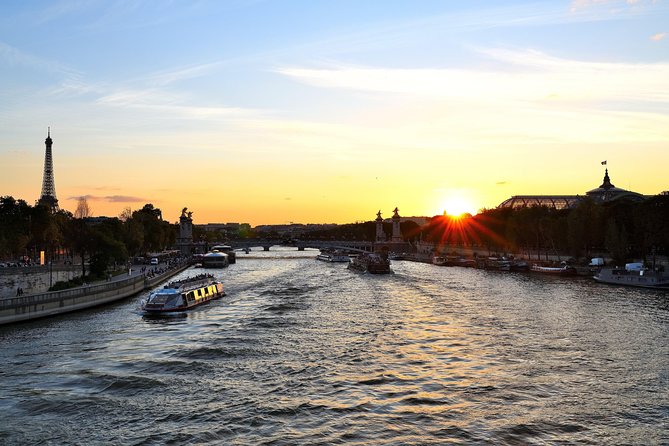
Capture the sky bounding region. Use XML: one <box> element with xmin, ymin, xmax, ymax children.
<box><xmin>1</xmin><ymin>0</ymin><xmax>668</xmax><ymax>225</ymax></box>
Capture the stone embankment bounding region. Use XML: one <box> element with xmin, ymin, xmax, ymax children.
<box><xmin>0</xmin><ymin>263</ymin><xmax>191</xmax><ymax>326</ymax></box>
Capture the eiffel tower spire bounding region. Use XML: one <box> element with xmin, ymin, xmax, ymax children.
<box><xmin>38</xmin><ymin>127</ymin><xmax>59</xmax><ymax>212</ymax></box>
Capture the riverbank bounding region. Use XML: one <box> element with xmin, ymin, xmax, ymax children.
<box><xmin>0</xmin><ymin>262</ymin><xmax>191</xmax><ymax>326</ymax></box>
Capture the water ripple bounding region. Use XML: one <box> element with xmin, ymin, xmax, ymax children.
<box><xmin>0</xmin><ymin>251</ymin><xmax>667</xmax><ymax>445</ymax></box>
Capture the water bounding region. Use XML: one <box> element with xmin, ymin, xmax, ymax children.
<box><xmin>1</xmin><ymin>248</ymin><xmax>667</xmax><ymax>445</ymax></box>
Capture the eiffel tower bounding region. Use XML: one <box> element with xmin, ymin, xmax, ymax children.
<box><xmin>37</xmin><ymin>127</ymin><xmax>59</xmax><ymax>212</ymax></box>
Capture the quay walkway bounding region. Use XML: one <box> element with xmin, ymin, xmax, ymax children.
<box><xmin>0</xmin><ymin>262</ymin><xmax>191</xmax><ymax>326</ymax></box>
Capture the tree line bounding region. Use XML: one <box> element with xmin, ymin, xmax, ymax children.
<box><xmin>297</xmin><ymin>194</ymin><xmax>669</xmax><ymax>265</ymax></box>
<box><xmin>0</xmin><ymin>197</ymin><xmax>175</xmax><ymax>280</ymax></box>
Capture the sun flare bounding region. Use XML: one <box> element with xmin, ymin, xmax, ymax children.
<box><xmin>441</xmin><ymin>194</ymin><xmax>477</xmax><ymax>217</ymax></box>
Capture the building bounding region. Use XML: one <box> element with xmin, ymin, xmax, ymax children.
<box><xmin>498</xmin><ymin>169</ymin><xmax>647</xmax><ymax>210</ymax></box>
<box><xmin>197</xmin><ymin>222</ymin><xmax>252</xmax><ymax>237</ymax></box>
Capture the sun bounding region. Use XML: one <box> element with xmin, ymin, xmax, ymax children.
<box><xmin>442</xmin><ymin>194</ymin><xmax>477</xmax><ymax>217</ymax></box>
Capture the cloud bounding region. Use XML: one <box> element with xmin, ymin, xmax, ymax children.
<box><xmin>0</xmin><ymin>41</ymin><xmax>80</xmax><ymax>78</ymax></box>
<box><xmin>96</xmin><ymin>88</ymin><xmax>258</xmax><ymax>119</ymax></box>
<box><xmin>276</xmin><ymin>49</ymin><xmax>669</xmax><ymax>104</ymax></box>
<box><xmin>67</xmin><ymin>195</ymin><xmax>146</xmax><ymax>203</ymax></box>
<box><xmin>651</xmin><ymin>32</ymin><xmax>667</xmax><ymax>41</ymax></box>
<box><xmin>144</xmin><ymin>61</ymin><xmax>225</xmax><ymax>87</ymax></box>
<box><xmin>570</xmin><ymin>0</ymin><xmax>649</xmax><ymax>12</ymax></box>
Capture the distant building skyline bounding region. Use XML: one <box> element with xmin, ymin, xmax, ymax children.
<box><xmin>498</xmin><ymin>169</ymin><xmax>648</xmax><ymax>210</ymax></box>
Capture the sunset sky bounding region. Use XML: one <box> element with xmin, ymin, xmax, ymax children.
<box><xmin>1</xmin><ymin>0</ymin><xmax>668</xmax><ymax>225</ymax></box>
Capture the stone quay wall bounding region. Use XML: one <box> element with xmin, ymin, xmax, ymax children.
<box><xmin>0</xmin><ymin>263</ymin><xmax>191</xmax><ymax>326</ymax></box>
<box><xmin>0</xmin><ymin>266</ymin><xmax>80</xmax><ymax>298</ymax></box>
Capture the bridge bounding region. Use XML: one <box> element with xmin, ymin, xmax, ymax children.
<box><xmin>224</xmin><ymin>239</ymin><xmax>377</xmax><ymax>253</ymax></box>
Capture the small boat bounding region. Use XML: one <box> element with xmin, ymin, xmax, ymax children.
<box><xmin>210</xmin><ymin>245</ymin><xmax>236</xmax><ymax>264</ymax></box>
<box><xmin>141</xmin><ymin>274</ymin><xmax>224</xmax><ymax>315</ymax></box>
<box><xmin>202</xmin><ymin>251</ymin><xmax>229</xmax><ymax>268</ymax></box>
<box><xmin>480</xmin><ymin>257</ymin><xmax>511</xmax><ymax>270</ymax></box>
<box><xmin>316</xmin><ymin>250</ymin><xmax>350</xmax><ymax>263</ymax></box>
<box><xmin>531</xmin><ymin>264</ymin><xmax>577</xmax><ymax>275</ymax></box>
<box><xmin>348</xmin><ymin>252</ymin><xmax>391</xmax><ymax>274</ymax></box>
<box><xmin>594</xmin><ymin>267</ymin><xmax>669</xmax><ymax>288</ymax></box>
<box><xmin>456</xmin><ymin>258</ymin><xmax>476</xmax><ymax>268</ymax></box>
<box><xmin>432</xmin><ymin>256</ymin><xmax>447</xmax><ymax>266</ymax></box>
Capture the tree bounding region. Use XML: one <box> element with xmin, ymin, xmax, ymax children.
<box><xmin>64</xmin><ymin>218</ymin><xmax>94</xmax><ymax>277</ymax></box>
<box><xmin>119</xmin><ymin>206</ymin><xmax>132</xmax><ymax>222</ymax></box>
<box><xmin>0</xmin><ymin>196</ymin><xmax>32</xmax><ymax>260</ymax></box>
<box><xmin>605</xmin><ymin>219</ymin><xmax>628</xmax><ymax>266</ymax></box>
<box><xmin>74</xmin><ymin>197</ymin><xmax>93</xmax><ymax>219</ymax></box>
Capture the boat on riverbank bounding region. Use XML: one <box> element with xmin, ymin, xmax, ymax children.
<box><xmin>594</xmin><ymin>267</ymin><xmax>669</xmax><ymax>288</ymax></box>
<box><xmin>432</xmin><ymin>256</ymin><xmax>447</xmax><ymax>266</ymax></box>
<box><xmin>348</xmin><ymin>252</ymin><xmax>391</xmax><ymax>274</ymax></box>
<box><xmin>141</xmin><ymin>274</ymin><xmax>224</xmax><ymax>315</ymax></box>
<box><xmin>531</xmin><ymin>264</ymin><xmax>577</xmax><ymax>275</ymax></box>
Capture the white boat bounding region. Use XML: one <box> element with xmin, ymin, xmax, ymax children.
<box><xmin>594</xmin><ymin>267</ymin><xmax>669</xmax><ymax>288</ymax></box>
<box><xmin>432</xmin><ymin>256</ymin><xmax>446</xmax><ymax>266</ymax></box>
<box><xmin>202</xmin><ymin>251</ymin><xmax>229</xmax><ymax>268</ymax></box>
<box><xmin>141</xmin><ymin>274</ymin><xmax>224</xmax><ymax>315</ymax></box>
<box><xmin>531</xmin><ymin>264</ymin><xmax>577</xmax><ymax>275</ymax></box>
<box><xmin>316</xmin><ymin>251</ymin><xmax>350</xmax><ymax>263</ymax></box>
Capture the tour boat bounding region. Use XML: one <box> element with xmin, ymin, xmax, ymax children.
<box><xmin>348</xmin><ymin>252</ymin><xmax>391</xmax><ymax>274</ymax></box>
<box><xmin>594</xmin><ymin>267</ymin><xmax>669</xmax><ymax>288</ymax></box>
<box><xmin>141</xmin><ymin>274</ymin><xmax>224</xmax><ymax>315</ymax></box>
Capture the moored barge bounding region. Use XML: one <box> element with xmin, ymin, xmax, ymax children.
<box><xmin>594</xmin><ymin>267</ymin><xmax>669</xmax><ymax>288</ymax></box>
<box><xmin>348</xmin><ymin>252</ymin><xmax>391</xmax><ymax>274</ymax></box>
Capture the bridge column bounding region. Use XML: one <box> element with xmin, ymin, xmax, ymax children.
<box><xmin>263</xmin><ymin>246</ymin><xmax>270</xmax><ymax>251</ymax></box>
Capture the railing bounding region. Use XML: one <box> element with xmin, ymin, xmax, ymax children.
<box><xmin>0</xmin><ymin>275</ymin><xmax>145</xmax><ymax>311</ymax></box>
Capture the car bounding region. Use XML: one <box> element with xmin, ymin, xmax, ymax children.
<box><xmin>150</xmin><ymin>258</ymin><xmax>159</xmax><ymax>265</ymax></box>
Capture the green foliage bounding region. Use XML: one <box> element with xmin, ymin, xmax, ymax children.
<box><xmin>131</xmin><ymin>204</ymin><xmax>175</xmax><ymax>253</ymax></box>
<box><xmin>49</xmin><ymin>276</ymin><xmax>86</xmax><ymax>292</ymax></box>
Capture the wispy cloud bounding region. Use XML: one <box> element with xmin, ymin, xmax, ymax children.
<box><xmin>144</xmin><ymin>61</ymin><xmax>226</xmax><ymax>87</ymax></box>
<box><xmin>277</xmin><ymin>49</ymin><xmax>669</xmax><ymax>104</ymax></box>
<box><xmin>570</xmin><ymin>0</ymin><xmax>655</xmax><ymax>12</ymax></box>
<box><xmin>0</xmin><ymin>41</ymin><xmax>80</xmax><ymax>78</ymax></box>
<box><xmin>270</xmin><ymin>48</ymin><xmax>669</xmax><ymax>148</ymax></box>
<box><xmin>33</xmin><ymin>0</ymin><xmax>96</xmax><ymax>25</ymax></box>
<box><xmin>96</xmin><ymin>88</ymin><xmax>258</xmax><ymax>119</ymax></box>
<box><xmin>651</xmin><ymin>32</ymin><xmax>667</xmax><ymax>41</ymax></box>
<box><xmin>68</xmin><ymin>194</ymin><xmax>147</xmax><ymax>203</ymax></box>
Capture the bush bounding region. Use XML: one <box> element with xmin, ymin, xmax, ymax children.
<box><xmin>49</xmin><ymin>276</ymin><xmax>85</xmax><ymax>292</ymax></box>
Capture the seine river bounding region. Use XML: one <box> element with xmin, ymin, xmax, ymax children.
<box><xmin>1</xmin><ymin>248</ymin><xmax>667</xmax><ymax>445</ymax></box>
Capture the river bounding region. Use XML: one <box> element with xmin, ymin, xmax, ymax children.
<box><xmin>1</xmin><ymin>248</ymin><xmax>667</xmax><ymax>445</ymax></box>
